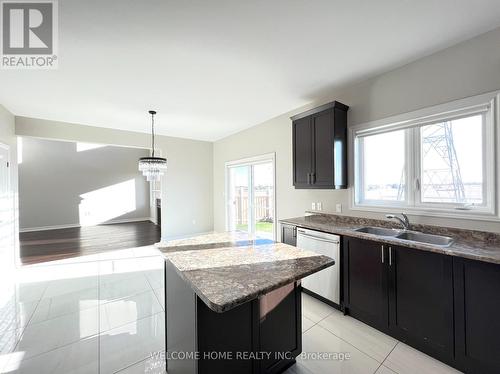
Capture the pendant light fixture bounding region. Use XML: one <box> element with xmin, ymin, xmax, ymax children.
<box><xmin>139</xmin><ymin>110</ymin><xmax>167</xmax><ymax>182</ymax></box>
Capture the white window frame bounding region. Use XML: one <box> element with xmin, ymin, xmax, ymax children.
<box><xmin>224</xmin><ymin>153</ymin><xmax>277</xmax><ymax>239</ymax></box>
<box><xmin>350</xmin><ymin>90</ymin><xmax>500</xmax><ymax>221</ymax></box>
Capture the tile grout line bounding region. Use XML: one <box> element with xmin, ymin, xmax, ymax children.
<box><xmin>309</xmin><ymin>308</ymin><xmax>399</xmax><ymax>367</ymax></box>
<box><xmin>106</xmin><ymin>311</ymin><xmax>166</xmax><ymax>374</ymax></box>
<box><xmin>376</xmin><ymin>342</ymin><xmax>399</xmax><ymax>373</ymax></box>
<box><xmin>313</xmin><ymin>322</ymin><xmax>386</xmax><ymax>365</ymax></box>
<box><xmin>5</xmin><ymin>253</ymin><xmax>161</xmax><ymax>371</ymax></box>
<box><xmin>98</xmin><ymin>260</ymin><xmax>102</xmax><ymax>374</ymax></box>
<box><xmin>302</xmin><ymin>298</ymin><xmax>401</xmax><ymax>371</ymax></box>
<box><xmin>111</xmin><ymin>356</ymin><xmax>151</xmax><ymax>374</ymax></box>
<box><xmin>3</xmin><ymin>282</ymin><xmax>48</xmax><ymax>369</ymax></box>
<box><xmin>6</xmin><ymin>307</ymin><xmax>167</xmax><ymax>368</ymax></box>
<box><xmin>311</xmin><ymin>322</ymin><xmax>390</xmax><ymax>367</ymax></box>
<box><xmin>144</xmin><ymin>272</ymin><xmax>164</xmax><ymax>312</ymax></box>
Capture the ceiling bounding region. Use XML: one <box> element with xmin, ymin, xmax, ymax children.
<box><xmin>1</xmin><ymin>0</ymin><xmax>500</xmax><ymax>141</ymax></box>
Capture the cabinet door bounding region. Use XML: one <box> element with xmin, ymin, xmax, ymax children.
<box><xmin>281</xmin><ymin>224</ymin><xmax>296</xmax><ymax>246</ymax></box>
<box><xmin>454</xmin><ymin>258</ymin><xmax>500</xmax><ymax>373</ymax></box>
<box><xmin>292</xmin><ymin>117</ymin><xmax>313</xmax><ymax>188</ymax></box>
<box><xmin>312</xmin><ymin>109</ymin><xmax>334</xmax><ymax>187</ymax></box>
<box><xmin>388</xmin><ymin>246</ymin><xmax>454</xmax><ymax>364</ymax></box>
<box><xmin>343</xmin><ymin>237</ymin><xmax>388</xmax><ymax>330</ymax></box>
<box><xmin>259</xmin><ymin>283</ymin><xmax>301</xmax><ymax>374</ymax></box>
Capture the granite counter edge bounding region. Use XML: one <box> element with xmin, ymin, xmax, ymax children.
<box><xmin>161</xmin><ymin>254</ymin><xmax>335</xmax><ymax>313</ymax></box>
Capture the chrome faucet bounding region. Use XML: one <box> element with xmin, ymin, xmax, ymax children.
<box><xmin>386</xmin><ymin>213</ymin><xmax>410</xmax><ymax>230</ymax></box>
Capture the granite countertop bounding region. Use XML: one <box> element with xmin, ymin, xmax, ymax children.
<box><xmin>280</xmin><ymin>213</ymin><xmax>500</xmax><ymax>265</ymax></box>
<box><xmin>155</xmin><ymin>232</ymin><xmax>334</xmax><ymax>313</ymax></box>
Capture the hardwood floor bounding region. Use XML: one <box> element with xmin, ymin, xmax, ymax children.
<box><xmin>19</xmin><ymin>221</ymin><xmax>161</xmax><ymax>265</ymax></box>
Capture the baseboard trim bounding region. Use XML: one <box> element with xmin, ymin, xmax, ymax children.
<box><xmin>19</xmin><ymin>217</ymin><xmax>153</xmax><ymax>233</ymax></box>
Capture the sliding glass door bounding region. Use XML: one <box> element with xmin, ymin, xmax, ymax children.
<box><xmin>226</xmin><ymin>154</ymin><xmax>275</xmax><ymax>239</ymax></box>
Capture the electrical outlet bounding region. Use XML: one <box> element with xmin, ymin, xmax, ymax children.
<box><xmin>311</xmin><ymin>202</ymin><xmax>316</xmax><ymax>210</ymax></box>
<box><xmin>336</xmin><ymin>203</ymin><xmax>342</xmax><ymax>213</ymax></box>
<box><xmin>317</xmin><ymin>202</ymin><xmax>322</xmax><ymax>211</ymax></box>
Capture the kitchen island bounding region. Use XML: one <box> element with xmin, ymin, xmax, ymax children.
<box><xmin>156</xmin><ymin>232</ymin><xmax>335</xmax><ymax>374</ymax></box>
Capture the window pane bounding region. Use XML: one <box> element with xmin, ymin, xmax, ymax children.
<box><xmin>253</xmin><ymin>162</ymin><xmax>274</xmax><ymax>239</ymax></box>
<box><xmin>360</xmin><ymin>130</ymin><xmax>405</xmax><ymax>202</ymax></box>
<box><xmin>228</xmin><ymin>166</ymin><xmax>249</xmax><ymax>233</ymax></box>
<box><xmin>420</xmin><ymin>115</ymin><xmax>483</xmax><ymax>205</ymax></box>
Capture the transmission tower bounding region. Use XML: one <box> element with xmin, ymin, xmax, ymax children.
<box><xmin>421</xmin><ymin>121</ymin><xmax>465</xmax><ymax>203</ymax></box>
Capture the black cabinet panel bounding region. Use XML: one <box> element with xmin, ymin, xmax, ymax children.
<box><xmin>281</xmin><ymin>224</ymin><xmax>296</xmax><ymax>246</ymax></box>
<box><xmin>259</xmin><ymin>283</ymin><xmax>301</xmax><ymax>373</ymax></box>
<box><xmin>332</xmin><ymin>108</ymin><xmax>347</xmax><ymax>188</ymax></box>
<box><xmin>312</xmin><ymin>110</ymin><xmax>334</xmax><ymax>187</ymax></box>
<box><xmin>291</xmin><ymin>101</ymin><xmax>348</xmax><ymax>189</ymax></box>
<box><xmin>454</xmin><ymin>258</ymin><xmax>500</xmax><ymax>373</ymax></box>
<box><xmin>292</xmin><ymin>116</ymin><xmax>312</xmax><ymax>188</ymax></box>
<box><xmin>343</xmin><ymin>237</ymin><xmax>388</xmax><ymax>330</ymax></box>
<box><xmin>197</xmin><ymin>298</ymin><xmax>255</xmax><ymax>374</ymax></box>
<box><xmin>389</xmin><ymin>246</ymin><xmax>454</xmax><ymax>363</ymax></box>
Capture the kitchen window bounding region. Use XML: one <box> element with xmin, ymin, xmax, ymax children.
<box><xmin>353</xmin><ymin>92</ymin><xmax>498</xmax><ymax>219</ymax></box>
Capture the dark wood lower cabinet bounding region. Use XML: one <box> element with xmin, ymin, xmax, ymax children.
<box><xmin>388</xmin><ymin>246</ymin><xmax>454</xmax><ymax>365</ymax></box>
<box><xmin>343</xmin><ymin>236</ymin><xmax>500</xmax><ymax>373</ymax></box>
<box><xmin>281</xmin><ymin>224</ymin><xmax>297</xmax><ymax>246</ymax></box>
<box><xmin>454</xmin><ymin>257</ymin><xmax>500</xmax><ymax>374</ymax></box>
<box><xmin>342</xmin><ymin>237</ymin><xmax>388</xmax><ymax>330</ymax></box>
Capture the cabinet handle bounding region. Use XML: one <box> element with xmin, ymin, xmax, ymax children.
<box><xmin>312</xmin><ymin>173</ymin><xmax>316</xmax><ymax>184</ymax></box>
<box><xmin>389</xmin><ymin>246</ymin><xmax>392</xmax><ymax>266</ymax></box>
<box><xmin>381</xmin><ymin>245</ymin><xmax>384</xmax><ymax>263</ymax></box>
<box><xmin>293</xmin><ymin>227</ymin><xmax>297</xmax><ymax>238</ymax></box>
<box><xmin>307</xmin><ymin>173</ymin><xmax>311</xmax><ymax>184</ymax></box>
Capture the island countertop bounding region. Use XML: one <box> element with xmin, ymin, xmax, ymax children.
<box><xmin>155</xmin><ymin>232</ymin><xmax>334</xmax><ymax>313</ymax></box>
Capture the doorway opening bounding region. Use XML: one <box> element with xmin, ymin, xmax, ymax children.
<box><xmin>225</xmin><ymin>153</ymin><xmax>276</xmax><ymax>240</ymax></box>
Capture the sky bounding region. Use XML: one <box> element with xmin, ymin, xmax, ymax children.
<box><xmin>363</xmin><ymin>114</ymin><xmax>483</xmax><ymax>187</ymax></box>
<box><xmin>229</xmin><ymin>162</ymin><xmax>273</xmax><ymax>187</ymax></box>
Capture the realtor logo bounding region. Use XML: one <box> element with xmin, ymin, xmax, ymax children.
<box><xmin>1</xmin><ymin>0</ymin><xmax>58</xmax><ymax>68</ymax></box>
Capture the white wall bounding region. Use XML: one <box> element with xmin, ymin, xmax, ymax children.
<box><xmin>0</xmin><ymin>104</ymin><xmax>18</xmax><ymax>271</ymax></box>
<box><xmin>16</xmin><ymin>117</ymin><xmax>213</xmax><ymax>239</ymax></box>
<box><xmin>213</xmin><ymin>26</ymin><xmax>500</xmax><ymax>234</ymax></box>
<box><xmin>18</xmin><ymin>137</ymin><xmax>151</xmax><ymax>230</ymax></box>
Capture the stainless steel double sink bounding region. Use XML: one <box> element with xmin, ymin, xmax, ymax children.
<box><xmin>354</xmin><ymin>226</ymin><xmax>454</xmax><ymax>247</ymax></box>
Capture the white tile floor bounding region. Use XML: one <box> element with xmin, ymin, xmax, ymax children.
<box><xmin>0</xmin><ymin>246</ymin><xmax>462</xmax><ymax>374</ymax></box>
<box><xmin>0</xmin><ymin>247</ymin><xmax>165</xmax><ymax>374</ymax></box>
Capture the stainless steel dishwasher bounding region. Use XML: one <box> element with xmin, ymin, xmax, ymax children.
<box><xmin>296</xmin><ymin>227</ymin><xmax>340</xmax><ymax>305</ymax></box>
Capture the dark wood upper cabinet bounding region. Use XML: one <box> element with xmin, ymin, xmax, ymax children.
<box><xmin>292</xmin><ymin>101</ymin><xmax>348</xmax><ymax>189</ymax></box>
<box><xmin>292</xmin><ymin>117</ymin><xmax>312</xmax><ymax>187</ymax></box>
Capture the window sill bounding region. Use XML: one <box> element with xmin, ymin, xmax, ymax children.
<box><xmin>350</xmin><ymin>203</ymin><xmax>500</xmax><ymax>222</ymax></box>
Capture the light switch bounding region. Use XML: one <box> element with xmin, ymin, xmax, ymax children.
<box><xmin>317</xmin><ymin>202</ymin><xmax>322</xmax><ymax>211</ymax></box>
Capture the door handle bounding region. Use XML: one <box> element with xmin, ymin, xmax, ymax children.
<box><xmin>297</xmin><ymin>232</ymin><xmax>339</xmax><ymax>245</ymax></box>
<box><xmin>381</xmin><ymin>245</ymin><xmax>384</xmax><ymax>263</ymax></box>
